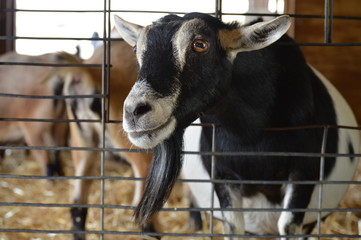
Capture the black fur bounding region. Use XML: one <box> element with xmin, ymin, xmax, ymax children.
<box><xmin>198</xmin><ymin>35</ymin><xmax>337</xmax><ymax>213</ymax></box>
<box><xmin>0</xmin><ymin>149</ymin><xmax>4</xmax><ymax>159</ymax></box>
<box><xmin>348</xmin><ymin>139</ymin><xmax>355</xmax><ymax>162</ymax></box>
<box><xmin>90</xmin><ymin>90</ymin><xmax>102</xmax><ymax>117</ymax></box>
<box><xmin>188</xmin><ymin>197</ymin><xmax>203</xmax><ymax>231</ymax></box>
<box><xmin>134</xmin><ymin>129</ymin><xmax>184</xmax><ymax>225</ymax></box>
<box><xmin>46</xmin><ymin>150</ymin><xmax>64</xmax><ymax>177</ymax></box>
<box><xmin>53</xmin><ymin>76</ymin><xmax>65</xmax><ymax>108</ymax></box>
<box><xmin>70</xmin><ymin>99</ymin><xmax>82</xmax><ymax>130</ymax></box>
<box><xmin>141</xmin><ymin>223</ymin><xmax>160</xmax><ymax>240</ymax></box>
<box><xmin>70</xmin><ymin>207</ymin><xmax>88</xmax><ymax>240</ymax></box>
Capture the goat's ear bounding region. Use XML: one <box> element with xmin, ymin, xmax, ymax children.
<box><xmin>114</xmin><ymin>15</ymin><xmax>143</xmax><ymax>47</ymax></box>
<box><xmin>219</xmin><ymin>15</ymin><xmax>291</xmax><ymax>60</ymax></box>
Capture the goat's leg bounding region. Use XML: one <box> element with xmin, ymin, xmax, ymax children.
<box><xmin>188</xmin><ymin>193</ymin><xmax>203</xmax><ymax>231</ymax></box>
<box><xmin>21</xmin><ymin>121</ymin><xmax>66</xmax><ymax>177</ymax></box>
<box><xmin>67</xmin><ymin>117</ymin><xmax>99</xmax><ymax>240</ymax></box>
<box><xmin>47</xmin><ymin>121</ymin><xmax>69</xmax><ymax>176</ymax></box>
<box><xmin>70</xmin><ymin>148</ymin><xmax>98</xmax><ymax>240</ymax></box>
<box><xmin>0</xmin><ymin>149</ymin><xmax>5</xmax><ymax>160</ymax></box>
<box><xmin>20</xmin><ymin>122</ymin><xmax>53</xmax><ymax>176</ymax></box>
<box><xmin>214</xmin><ymin>184</ymin><xmax>245</xmax><ymax>240</ymax></box>
<box><xmin>278</xmin><ymin>183</ymin><xmax>315</xmax><ymax>240</ymax></box>
<box><xmin>47</xmin><ymin>150</ymin><xmax>63</xmax><ymax>176</ymax></box>
<box><xmin>189</xmin><ymin>201</ymin><xmax>203</xmax><ymax>231</ymax></box>
<box><xmin>70</xmin><ymin>149</ymin><xmax>98</xmax><ymax>240</ymax></box>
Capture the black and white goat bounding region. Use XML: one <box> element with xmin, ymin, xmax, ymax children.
<box><xmin>114</xmin><ymin>13</ymin><xmax>360</xmax><ymax>239</ymax></box>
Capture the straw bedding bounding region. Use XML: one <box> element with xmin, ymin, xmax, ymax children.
<box><xmin>0</xmin><ymin>150</ymin><xmax>360</xmax><ymax>240</ymax></box>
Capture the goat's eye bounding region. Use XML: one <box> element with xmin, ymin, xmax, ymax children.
<box><xmin>133</xmin><ymin>46</ymin><xmax>137</xmax><ymax>54</ymax></box>
<box><xmin>192</xmin><ymin>40</ymin><xmax>209</xmax><ymax>53</ymax></box>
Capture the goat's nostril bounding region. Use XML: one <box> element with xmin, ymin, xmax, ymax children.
<box><xmin>133</xmin><ymin>103</ymin><xmax>152</xmax><ymax>117</ymax></box>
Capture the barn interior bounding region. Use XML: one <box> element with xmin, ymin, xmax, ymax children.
<box><xmin>1</xmin><ymin>0</ymin><xmax>361</xmax><ymax>239</ymax></box>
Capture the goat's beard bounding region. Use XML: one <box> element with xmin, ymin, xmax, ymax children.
<box><xmin>134</xmin><ymin>128</ymin><xmax>184</xmax><ymax>225</ymax></box>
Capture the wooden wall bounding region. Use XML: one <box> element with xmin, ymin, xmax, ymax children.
<box><xmin>291</xmin><ymin>0</ymin><xmax>361</xmax><ymax>123</ymax></box>
<box><xmin>0</xmin><ymin>0</ymin><xmax>15</xmax><ymax>54</ymax></box>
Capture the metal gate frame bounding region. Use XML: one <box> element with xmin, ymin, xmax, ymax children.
<box><xmin>1</xmin><ymin>0</ymin><xmax>361</xmax><ymax>239</ymax></box>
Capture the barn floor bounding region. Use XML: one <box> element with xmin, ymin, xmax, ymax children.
<box><xmin>0</xmin><ymin>150</ymin><xmax>360</xmax><ymax>240</ymax></box>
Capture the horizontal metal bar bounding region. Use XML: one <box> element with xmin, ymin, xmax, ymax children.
<box><xmin>2</xmin><ymin>8</ymin><xmax>361</xmax><ymax>21</ymax></box>
<box><xmin>0</xmin><ymin>145</ymin><xmax>150</xmax><ymax>153</ymax></box>
<box><xmin>224</xmin><ymin>12</ymin><xmax>361</xmax><ymax>21</ymax></box>
<box><xmin>0</xmin><ymin>8</ymin><xmax>106</xmax><ymax>13</ymax></box>
<box><xmin>1</xmin><ymin>114</ymin><xmax>360</xmax><ymax>131</ymax></box>
<box><xmin>0</xmin><ymin>118</ymin><xmax>100</xmax><ymax>123</ymax></box>
<box><xmin>0</xmin><ymin>93</ymin><xmax>105</xmax><ymax>99</ymax></box>
<box><xmin>0</xmin><ymin>61</ymin><xmax>104</xmax><ymax>67</ymax></box>
<box><xmin>263</xmin><ymin>124</ymin><xmax>361</xmax><ymax>131</ymax></box>
<box><xmin>2</xmin><ymin>114</ymin><xmax>360</xmax><ymax>131</ymax></box>
<box><xmin>0</xmin><ymin>8</ymin><xmax>192</xmax><ymax>15</ymax></box>
<box><xmin>2</xmin><ymin>173</ymin><xmax>361</xmax><ymax>186</ymax></box>
<box><xmin>0</xmin><ymin>36</ymin><xmax>98</xmax><ymax>41</ymax></box>
<box><xmin>0</xmin><ymin>228</ymin><xmax>360</xmax><ymax>239</ymax></box>
<box><xmin>2</xmin><ymin>201</ymin><xmax>361</xmax><ymax>214</ymax></box>
<box><xmin>2</xmin><ymin>227</ymin><xmax>359</xmax><ymax>239</ymax></box>
<box><xmin>0</xmin><ymin>118</ymin><xmax>217</xmax><ymax>125</ymax></box>
<box><xmin>2</xmin><ymin>36</ymin><xmax>361</xmax><ymax>46</ymax></box>
<box><xmin>0</xmin><ymin>36</ymin><xmax>124</xmax><ymax>42</ymax></box>
<box><xmin>182</xmin><ymin>150</ymin><xmax>361</xmax><ymax>158</ymax></box>
<box><xmin>0</xmin><ymin>144</ymin><xmax>360</xmax><ymax>158</ymax></box>
<box><xmin>295</xmin><ymin>42</ymin><xmax>361</xmax><ymax>47</ymax></box>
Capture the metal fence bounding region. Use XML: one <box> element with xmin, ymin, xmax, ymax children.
<box><xmin>1</xmin><ymin>0</ymin><xmax>361</xmax><ymax>239</ymax></box>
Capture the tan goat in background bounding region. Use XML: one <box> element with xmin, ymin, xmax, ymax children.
<box><xmin>0</xmin><ymin>52</ymin><xmax>69</xmax><ymax>176</ymax></box>
<box><xmin>51</xmin><ymin>40</ymin><xmax>160</xmax><ymax>240</ymax></box>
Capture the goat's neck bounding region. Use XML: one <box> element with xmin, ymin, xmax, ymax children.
<box><xmin>201</xmin><ymin>85</ymin><xmax>268</xmax><ymax>144</ymax></box>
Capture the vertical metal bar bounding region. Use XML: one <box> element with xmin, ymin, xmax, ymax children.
<box><xmin>209</xmin><ymin>124</ymin><xmax>216</xmax><ymax>240</ymax></box>
<box><xmin>324</xmin><ymin>0</ymin><xmax>334</xmax><ymax>43</ymax></box>
<box><xmin>215</xmin><ymin>0</ymin><xmax>222</xmax><ymax>20</ymax></box>
<box><xmin>317</xmin><ymin>126</ymin><xmax>329</xmax><ymax>239</ymax></box>
<box><xmin>106</xmin><ymin>0</ymin><xmax>111</xmax><ymax>123</ymax></box>
<box><xmin>99</xmin><ymin>0</ymin><xmax>110</xmax><ymax>239</ymax></box>
<box><xmin>211</xmin><ymin>1</ymin><xmax>220</xmax><ymax>235</ymax></box>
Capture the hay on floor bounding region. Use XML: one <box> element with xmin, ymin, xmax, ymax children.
<box><xmin>0</xmin><ymin>150</ymin><xmax>360</xmax><ymax>240</ymax></box>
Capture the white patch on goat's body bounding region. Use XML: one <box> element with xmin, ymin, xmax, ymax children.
<box><xmin>222</xmin><ymin>188</ymin><xmax>245</xmax><ymax>237</ymax></box>
<box><xmin>172</xmin><ymin>19</ymin><xmax>206</xmax><ymax>70</ymax></box>
<box><xmin>123</xmin><ymin>80</ymin><xmax>179</xmax><ymax>148</ymax></box>
<box><xmin>135</xmin><ymin>26</ymin><xmax>150</xmax><ymax>67</ymax></box>
<box><xmin>301</xmin><ymin>66</ymin><xmax>360</xmax><ymax>224</ymax></box>
<box><xmin>183</xmin><ymin>120</ymin><xmax>280</xmax><ymax>235</ymax></box>
<box><xmin>182</xmin><ymin>119</ymin><xmax>221</xmax><ymax>216</ymax></box>
<box><xmin>278</xmin><ymin>184</ymin><xmax>296</xmax><ymax>237</ymax></box>
<box><xmin>243</xmin><ymin>193</ymin><xmax>281</xmax><ymax>235</ymax></box>
<box><xmin>128</xmin><ymin>117</ymin><xmax>177</xmax><ymax>149</ymax></box>
<box><xmin>278</xmin><ymin>67</ymin><xmax>360</xmax><ymax>236</ymax></box>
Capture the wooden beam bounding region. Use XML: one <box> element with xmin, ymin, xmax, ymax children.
<box><xmin>0</xmin><ymin>0</ymin><xmax>15</xmax><ymax>54</ymax></box>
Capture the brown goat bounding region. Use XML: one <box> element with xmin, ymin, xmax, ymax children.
<box><xmin>0</xmin><ymin>52</ymin><xmax>69</xmax><ymax>176</ymax></box>
<box><xmin>53</xmin><ymin>40</ymin><xmax>159</xmax><ymax>240</ymax></box>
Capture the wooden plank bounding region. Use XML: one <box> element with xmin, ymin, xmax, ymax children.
<box><xmin>0</xmin><ymin>0</ymin><xmax>15</xmax><ymax>54</ymax></box>
<box><xmin>293</xmin><ymin>0</ymin><xmax>361</xmax><ymax>123</ymax></box>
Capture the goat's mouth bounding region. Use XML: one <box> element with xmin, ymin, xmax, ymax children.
<box><xmin>127</xmin><ymin>117</ymin><xmax>177</xmax><ymax>149</ymax></box>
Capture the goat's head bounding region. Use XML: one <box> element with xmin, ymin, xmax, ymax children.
<box><xmin>115</xmin><ymin>13</ymin><xmax>291</xmax><ymax>149</ymax></box>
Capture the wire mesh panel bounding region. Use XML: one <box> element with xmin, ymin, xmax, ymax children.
<box><xmin>0</xmin><ymin>0</ymin><xmax>361</xmax><ymax>240</ymax></box>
